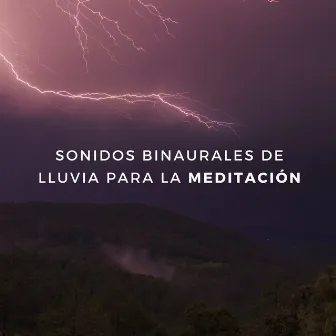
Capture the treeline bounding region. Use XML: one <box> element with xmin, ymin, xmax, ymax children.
<box><xmin>263</xmin><ymin>266</ymin><xmax>336</xmax><ymax>336</ymax></box>
<box><xmin>0</xmin><ymin>251</ymin><xmax>184</xmax><ymax>336</ymax></box>
<box><xmin>0</xmin><ymin>251</ymin><xmax>335</xmax><ymax>335</ymax></box>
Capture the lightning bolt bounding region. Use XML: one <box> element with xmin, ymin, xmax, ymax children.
<box><xmin>0</xmin><ymin>0</ymin><xmax>275</xmax><ymax>129</ymax></box>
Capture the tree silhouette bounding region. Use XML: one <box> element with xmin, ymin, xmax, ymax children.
<box><xmin>183</xmin><ymin>302</ymin><xmax>240</xmax><ymax>336</ymax></box>
<box><xmin>37</xmin><ymin>284</ymin><xmax>110</xmax><ymax>336</ymax></box>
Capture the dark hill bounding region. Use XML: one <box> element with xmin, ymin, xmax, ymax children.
<box><xmin>1</xmin><ymin>202</ymin><xmax>279</xmax><ymax>261</ymax></box>
<box><xmin>0</xmin><ymin>202</ymin><xmax>306</xmax><ymax>313</ymax></box>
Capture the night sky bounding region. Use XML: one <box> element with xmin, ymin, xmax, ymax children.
<box><xmin>0</xmin><ymin>0</ymin><xmax>335</xmax><ymax>244</ymax></box>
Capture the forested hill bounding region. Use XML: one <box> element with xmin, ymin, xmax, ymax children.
<box><xmin>0</xmin><ymin>202</ymin><xmax>276</xmax><ymax>262</ymax></box>
<box><xmin>0</xmin><ymin>202</ymin><xmax>321</xmax><ymax>335</ymax></box>
<box><xmin>0</xmin><ymin>201</ymin><xmax>300</xmax><ymax>293</ymax></box>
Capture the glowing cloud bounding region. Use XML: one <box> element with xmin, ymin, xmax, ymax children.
<box><xmin>0</xmin><ymin>0</ymin><xmax>275</xmax><ymax>128</ymax></box>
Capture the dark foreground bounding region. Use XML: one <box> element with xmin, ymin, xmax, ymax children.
<box><xmin>0</xmin><ymin>203</ymin><xmax>334</xmax><ymax>335</ymax></box>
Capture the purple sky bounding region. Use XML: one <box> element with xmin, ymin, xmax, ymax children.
<box><xmin>0</xmin><ymin>0</ymin><xmax>335</xmax><ymax>235</ymax></box>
